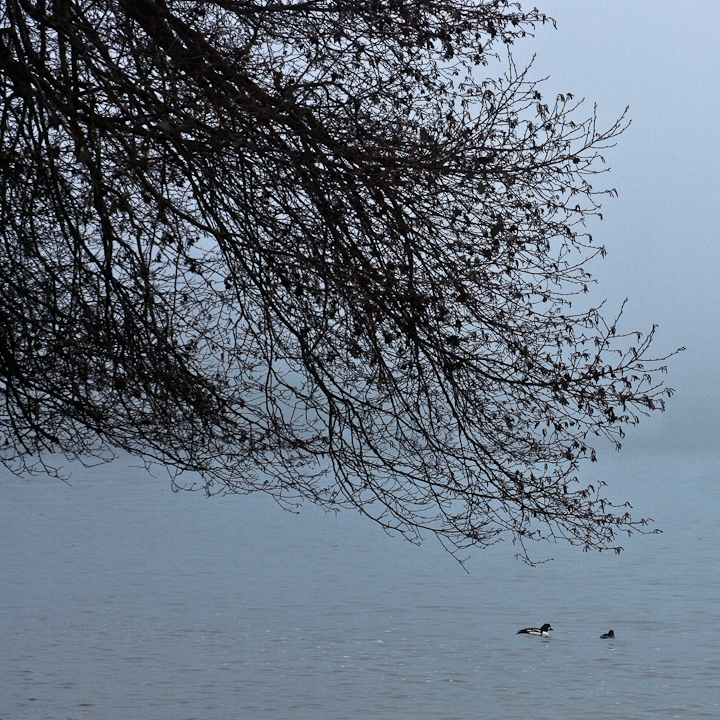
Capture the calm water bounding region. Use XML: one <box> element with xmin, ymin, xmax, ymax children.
<box><xmin>1</xmin><ymin>450</ymin><xmax>719</xmax><ymax>719</ymax></box>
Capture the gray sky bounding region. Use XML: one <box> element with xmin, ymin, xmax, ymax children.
<box><xmin>518</xmin><ymin>1</ymin><xmax>720</xmax><ymax>450</ymax></box>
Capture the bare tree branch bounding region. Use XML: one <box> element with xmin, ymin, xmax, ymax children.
<box><xmin>0</xmin><ymin>0</ymin><xmax>681</xmax><ymax>561</ymax></box>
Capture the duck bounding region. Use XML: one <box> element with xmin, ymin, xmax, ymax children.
<box><xmin>600</xmin><ymin>630</ymin><xmax>615</xmax><ymax>639</ymax></box>
<box><xmin>517</xmin><ymin>623</ymin><xmax>553</xmax><ymax>636</ymax></box>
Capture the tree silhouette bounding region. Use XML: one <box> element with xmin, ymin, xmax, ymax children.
<box><xmin>0</xmin><ymin>0</ymin><xmax>678</xmax><ymax>559</ymax></box>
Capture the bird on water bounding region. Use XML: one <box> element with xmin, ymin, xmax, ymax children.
<box><xmin>517</xmin><ymin>623</ymin><xmax>553</xmax><ymax>636</ymax></box>
<box><xmin>600</xmin><ymin>630</ymin><xmax>615</xmax><ymax>639</ymax></box>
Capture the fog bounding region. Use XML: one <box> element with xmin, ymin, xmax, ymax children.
<box><xmin>519</xmin><ymin>1</ymin><xmax>720</xmax><ymax>451</ymax></box>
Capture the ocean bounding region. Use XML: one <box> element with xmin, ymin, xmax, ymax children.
<box><xmin>2</xmin><ymin>449</ymin><xmax>718</xmax><ymax>719</ymax></box>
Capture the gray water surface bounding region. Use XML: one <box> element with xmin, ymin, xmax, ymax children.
<box><xmin>2</xmin><ymin>451</ymin><xmax>719</xmax><ymax>719</ymax></box>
